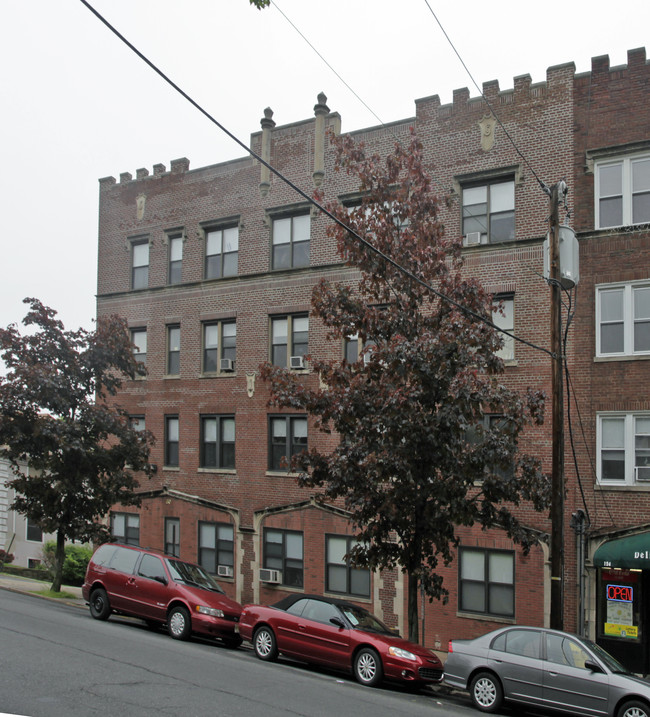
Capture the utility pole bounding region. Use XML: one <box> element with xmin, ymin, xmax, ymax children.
<box><xmin>549</xmin><ymin>181</ymin><xmax>566</xmax><ymax>631</ymax></box>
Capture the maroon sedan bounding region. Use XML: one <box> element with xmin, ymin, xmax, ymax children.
<box><xmin>238</xmin><ymin>593</ymin><xmax>443</xmax><ymax>688</ymax></box>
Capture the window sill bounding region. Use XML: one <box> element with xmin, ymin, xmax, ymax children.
<box><xmin>595</xmin><ymin>483</ymin><xmax>650</xmax><ymax>491</ymax></box>
<box><xmin>456</xmin><ymin>611</ymin><xmax>516</xmax><ymax>624</ymax></box>
<box><xmin>323</xmin><ymin>591</ymin><xmax>371</xmax><ymax>604</ymax></box>
<box><xmin>163</xmin><ymin>374</ymin><xmax>181</xmax><ymax>379</ymax></box>
<box><xmin>198</xmin><ymin>468</ymin><xmax>237</xmax><ymax>475</ymax></box>
<box><xmin>594</xmin><ymin>354</ymin><xmax>650</xmax><ymax>363</ymax></box>
<box><xmin>162</xmin><ymin>466</ymin><xmax>180</xmax><ymax>472</ymax></box>
<box><xmin>265</xmin><ymin>470</ymin><xmax>301</xmax><ymax>477</ymax></box>
<box><xmin>200</xmin><ymin>372</ymin><xmax>237</xmax><ymax>378</ymax></box>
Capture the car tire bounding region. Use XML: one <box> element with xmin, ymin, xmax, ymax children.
<box><xmin>470</xmin><ymin>671</ymin><xmax>503</xmax><ymax>713</ymax></box>
<box><xmin>167</xmin><ymin>606</ymin><xmax>192</xmax><ymax>640</ymax></box>
<box><xmin>354</xmin><ymin>647</ymin><xmax>383</xmax><ymax>687</ymax></box>
<box><xmin>89</xmin><ymin>587</ymin><xmax>111</xmax><ymax>621</ymax></box>
<box><xmin>618</xmin><ymin>700</ymin><xmax>650</xmax><ymax>717</ymax></box>
<box><xmin>222</xmin><ymin>636</ymin><xmax>243</xmax><ymax>649</ymax></box>
<box><xmin>253</xmin><ymin>626</ymin><xmax>278</xmax><ymax>661</ymax></box>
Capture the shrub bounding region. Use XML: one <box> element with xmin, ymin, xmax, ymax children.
<box><xmin>0</xmin><ymin>549</ymin><xmax>15</xmax><ymax>565</ymax></box>
<box><xmin>42</xmin><ymin>542</ymin><xmax>93</xmax><ymax>586</ymax></box>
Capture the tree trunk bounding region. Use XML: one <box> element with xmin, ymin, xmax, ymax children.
<box><xmin>50</xmin><ymin>531</ymin><xmax>66</xmax><ymax>593</ymax></box>
<box><xmin>407</xmin><ymin>570</ymin><xmax>419</xmax><ymax>643</ymax></box>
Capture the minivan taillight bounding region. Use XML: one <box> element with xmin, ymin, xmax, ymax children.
<box><xmin>448</xmin><ymin>640</ymin><xmax>454</xmax><ymax>653</ymax></box>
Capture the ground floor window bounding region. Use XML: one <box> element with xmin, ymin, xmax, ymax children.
<box><xmin>111</xmin><ymin>512</ymin><xmax>140</xmax><ymax>546</ymax></box>
<box><xmin>325</xmin><ymin>535</ymin><xmax>370</xmax><ymax>598</ymax></box>
<box><xmin>165</xmin><ymin>517</ymin><xmax>180</xmax><ymax>557</ymax></box>
<box><xmin>459</xmin><ymin>547</ymin><xmax>514</xmax><ymax>617</ymax></box>
<box><xmin>198</xmin><ymin>522</ymin><xmax>234</xmax><ymax>575</ymax></box>
<box><xmin>263</xmin><ymin>529</ymin><xmax>303</xmax><ymax>588</ymax></box>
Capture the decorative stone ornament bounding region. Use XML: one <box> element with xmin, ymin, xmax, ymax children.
<box><xmin>136</xmin><ymin>194</ymin><xmax>146</xmax><ymax>221</ymax></box>
<box><xmin>246</xmin><ymin>371</ymin><xmax>256</xmax><ymax>398</ymax></box>
<box><xmin>479</xmin><ymin>115</ymin><xmax>497</xmax><ymax>152</ymax></box>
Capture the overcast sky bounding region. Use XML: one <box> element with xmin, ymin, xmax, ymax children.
<box><xmin>1</xmin><ymin>0</ymin><xmax>648</xmax><ymax>333</ymax></box>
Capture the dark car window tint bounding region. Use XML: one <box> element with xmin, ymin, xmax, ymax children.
<box><xmin>108</xmin><ymin>546</ymin><xmax>139</xmax><ymax>575</ymax></box>
<box><xmin>546</xmin><ymin>634</ymin><xmax>590</xmax><ymax>669</ymax></box>
<box><xmin>91</xmin><ymin>544</ymin><xmax>117</xmax><ymax>567</ymax></box>
<box><xmin>286</xmin><ymin>598</ymin><xmax>309</xmax><ymax>616</ymax></box>
<box><xmin>302</xmin><ymin>599</ymin><xmax>340</xmax><ymax>625</ymax></box>
<box><xmin>504</xmin><ymin>630</ymin><xmax>540</xmax><ymax>658</ymax></box>
<box><xmin>138</xmin><ymin>554</ymin><xmax>166</xmax><ymax>582</ymax></box>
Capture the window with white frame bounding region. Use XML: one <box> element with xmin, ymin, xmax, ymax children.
<box><xmin>595</xmin><ymin>154</ymin><xmax>650</xmax><ymax>229</ymax></box>
<box><xmin>272</xmin><ymin>213</ymin><xmax>310</xmax><ymax>269</ymax></box>
<box><xmin>111</xmin><ymin>512</ymin><xmax>140</xmax><ymax>545</ymax></box>
<box><xmin>205</xmin><ymin>225</ymin><xmax>239</xmax><ymax>279</ymax></box>
<box><xmin>26</xmin><ymin>518</ymin><xmax>43</xmax><ymax>543</ymax></box>
<box><xmin>131</xmin><ymin>239</ymin><xmax>149</xmax><ymax>290</ymax></box>
<box><xmin>462</xmin><ymin>179</ymin><xmax>515</xmax><ymax>244</ymax></box>
<box><xmin>325</xmin><ymin>535</ymin><xmax>370</xmax><ymax>598</ymax></box>
<box><xmin>492</xmin><ymin>295</ymin><xmax>515</xmax><ymax>361</ymax></box>
<box><xmin>596</xmin><ymin>282</ymin><xmax>650</xmax><ymax>357</ymax></box>
<box><xmin>598</xmin><ymin>413</ymin><xmax>650</xmax><ymax>484</ymax></box>
<box><xmin>203</xmin><ymin>321</ymin><xmax>236</xmax><ymax>373</ymax></box>
<box><xmin>459</xmin><ymin>547</ymin><xmax>514</xmax><ymax>617</ymax></box>
<box><xmin>165</xmin><ymin>416</ymin><xmax>179</xmax><ymax>467</ymax></box>
<box><xmin>167</xmin><ymin>325</ymin><xmax>180</xmax><ymax>375</ymax></box>
<box><xmin>130</xmin><ymin>328</ymin><xmax>147</xmax><ymax>367</ymax></box>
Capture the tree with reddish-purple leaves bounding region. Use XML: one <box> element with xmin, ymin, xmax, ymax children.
<box><xmin>0</xmin><ymin>299</ymin><xmax>154</xmax><ymax>592</ymax></box>
<box><xmin>261</xmin><ymin>132</ymin><xmax>548</xmax><ymax>642</ymax></box>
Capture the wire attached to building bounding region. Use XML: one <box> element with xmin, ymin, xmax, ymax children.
<box><xmin>79</xmin><ymin>0</ymin><xmax>553</xmax><ymax>358</ymax></box>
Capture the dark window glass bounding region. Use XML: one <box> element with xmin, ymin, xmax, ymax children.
<box><xmin>165</xmin><ymin>517</ymin><xmax>180</xmax><ymax>557</ymax></box>
<box><xmin>167</xmin><ymin>325</ymin><xmax>180</xmax><ymax>375</ymax></box>
<box><xmin>325</xmin><ymin>535</ymin><xmax>370</xmax><ymax>598</ymax></box>
<box><xmin>198</xmin><ymin>522</ymin><xmax>234</xmax><ymax>574</ymax></box>
<box><xmin>269</xmin><ymin>416</ymin><xmax>307</xmax><ymax>471</ymax></box>
<box><xmin>272</xmin><ymin>214</ymin><xmax>310</xmax><ymax>269</ymax></box>
<box><xmin>200</xmin><ymin>416</ymin><xmax>235</xmax><ymax>469</ymax></box>
<box><xmin>459</xmin><ymin>547</ymin><xmax>514</xmax><ymax>617</ymax></box>
<box><xmin>165</xmin><ymin>417</ymin><xmax>179</xmax><ymax>467</ymax></box>
<box><xmin>132</xmin><ymin>241</ymin><xmax>149</xmax><ymax>289</ymax></box>
<box><xmin>263</xmin><ymin>529</ymin><xmax>303</xmax><ymax>587</ymax></box>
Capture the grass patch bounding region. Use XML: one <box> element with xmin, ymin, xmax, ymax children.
<box><xmin>31</xmin><ymin>589</ymin><xmax>76</xmax><ymax>600</ymax></box>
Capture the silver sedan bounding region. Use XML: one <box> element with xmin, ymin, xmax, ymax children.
<box><xmin>444</xmin><ymin>626</ymin><xmax>650</xmax><ymax>717</ymax></box>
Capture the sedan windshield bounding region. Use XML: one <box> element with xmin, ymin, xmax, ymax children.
<box><xmin>340</xmin><ymin>604</ymin><xmax>395</xmax><ymax>635</ymax></box>
<box><xmin>166</xmin><ymin>559</ymin><xmax>224</xmax><ymax>593</ymax></box>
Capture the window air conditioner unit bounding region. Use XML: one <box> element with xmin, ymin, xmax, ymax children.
<box><xmin>259</xmin><ymin>568</ymin><xmax>282</xmax><ymax>584</ymax></box>
<box><xmin>217</xmin><ymin>565</ymin><xmax>234</xmax><ymax>578</ymax></box>
<box><xmin>636</xmin><ymin>466</ymin><xmax>650</xmax><ymax>482</ymax></box>
<box><xmin>220</xmin><ymin>358</ymin><xmax>234</xmax><ymax>372</ymax></box>
<box><xmin>463</xmin><ymin>231</ymin><xmax>482</xmax><ymax>247</ymax></box>
<box><xmin>290</xmin><ymin>355</ymin><xmax>305</xmax><ymax>370</ymax></box>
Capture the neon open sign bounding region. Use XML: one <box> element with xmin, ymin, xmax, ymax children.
<box><xmin>607</xmin><ymin>584</ymin><xmax>633</xmax><ymax>602</ymax></box>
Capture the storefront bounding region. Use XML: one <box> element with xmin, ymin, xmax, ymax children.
<box><xmin>592</xmin><ymin>532</ymin><xmax>650</xmax><ymax>674</ymax></box>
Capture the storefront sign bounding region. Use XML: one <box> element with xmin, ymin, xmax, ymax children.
<box><xmin>604</xmin><ymin>623</ymin><xmax>638</xmax><ymax>639</ymax></box>
<box><xmin>607</xmin><ymin>584</ymin><xmax>634</xmax><ymax>602</ymax></box>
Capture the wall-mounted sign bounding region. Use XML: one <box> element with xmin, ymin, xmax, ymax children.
<box><xmin>607</xmin><ymin>584</ymin><xmax>634</xmax><ymax>602</ymax></box>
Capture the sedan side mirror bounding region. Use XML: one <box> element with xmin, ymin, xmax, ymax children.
<box><xmin>585</xmin><ymin>660</ymin><xmax>604</xmax><ymax>674</ymax></box>
<box><xmin>330</xmin><ymin>617</ymin><xmax>345</xmax><ymax>629</ymax></box>
<box><xmin>154</xmin><ymin>575</ymin><xmax>168</xmax><ymax>585</ymax></box>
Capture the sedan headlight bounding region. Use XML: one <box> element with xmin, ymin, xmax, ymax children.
<box><xmin>388</xmin><ymin>646</ymin><xmax>417</xmax><ymax>661</ymax></box>
<box><xmin>195</xmin><ymin>605</ymin><xmax>224</xmax><ymax>618</ymax></box>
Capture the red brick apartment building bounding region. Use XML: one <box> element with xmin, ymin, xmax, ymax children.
<box><xmin>96</xmin><ymin>48</ymin><xmax>650</xmax><ymax>670</ymax></box>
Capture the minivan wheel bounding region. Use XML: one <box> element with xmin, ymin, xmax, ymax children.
<box><xmin>618</xmin><ymin>700</ymin><xmax>650</xmax><ymax>717</ymax></box>
<box><xmin>89</xmin><ymin>587</ymin><xmax>111</xmax><ymax>620</ymax></box>
<box><xmin>470</xmin><ymin>671</ymin><xmax>503</xmax><ymax>713</ymax></box>
<box><xmin>167</xmin><ymin>606</ymin><xmax>191</xmax><ymax>640</ymax></box>
<box><xmin>354</xmin><ymin>648</ymin><xmax>383</xmax><ymax>687</ymax></box>
<box><xmin>253</xmin><ymin>626</ymin><xmax>278</xmax><ymax>661</ymax></box>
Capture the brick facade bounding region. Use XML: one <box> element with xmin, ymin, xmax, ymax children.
<box><xmin>96</xmin><ymin>48</ymin><xmax>650</xmax><ymax>660</ymax></box>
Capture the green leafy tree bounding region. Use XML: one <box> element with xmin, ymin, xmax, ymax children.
<box><xmin>0</xmin><ymin>299</ymin><xmax>154</xmax><ymax>592</ymax></box>
<box><xmin>248</xmin><ymin>0</ymin><xmax>270</xmax><ymax>8</ymax></box>
<box><xmin>261</xmin><ymin>132</ymin><xmax>549</xmax><ymax>642</ymax></box>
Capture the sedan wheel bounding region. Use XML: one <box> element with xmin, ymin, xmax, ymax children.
<box><xmin>253</xmin><ymin>626</ymin><xmax>278</xmax><ymax>661</ymax></box>
<box><xmin>618</xmin><ymin>701</ymin><xmax>650</xmax><ymax>717</ymax></box>
<box><xmin>167</xmin><ymin>606</ymin><xmax>191</xmax><ymax>640</ymax></box>
<box><xmin>89</xmin><ymin>588</ymin><xmax>111</xmax><ymax>620</ymax></box>
<box><xmin>354</xmin><ymin>648</ymin><xmax>383</xmax><ymax>687</ymax></box>
<box><xmin>470</xmin><ymin>671</ymin><xmax>503</xmax><ymax>713</ymax></box>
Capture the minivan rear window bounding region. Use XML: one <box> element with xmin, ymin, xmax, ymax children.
<box><xmin>109</xmin><ymin>546</ymin><xmax>140</xmax><ymax>574</ymax></box>
<box><xmin>91</xmin><ymin>544</ymin><xmax>118</xmax><ymax>567</ymax></box>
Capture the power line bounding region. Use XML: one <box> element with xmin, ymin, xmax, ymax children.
<box><xmin>79</xmin><ymin>0</ymin><xmax>553</xmax><ymax>358</ymax></box>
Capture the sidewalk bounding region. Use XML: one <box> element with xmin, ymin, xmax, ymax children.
<box><xmin>0</xmin><ymin>571</ymin><xmax>86</xmax><ymax>608</ymax></box>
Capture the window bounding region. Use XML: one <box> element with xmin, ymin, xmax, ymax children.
<box><xmin>205</xmin><ymin>225</ymin><xmax>238</xmax><ymax>279</ymax></box>
<box><xmin>597</xmin><ymin>282</ymin><xmax>650</xmax><ymax>357</ymax></box>
<box><xmin>131</xmin><ymin>328</ymin><xmax>147</xmax><ymax>367</ymax></box>
<box><xmin>111</xmin><ymin>512</ymin><xmax>140</xmax><ymax>545</ymax></box>
<box><xmin>138</xmin><ymin>554</ymin><xmax>166</xmax><ymax>582</ymax></box>
<box><xmin>198</xmin><ymin>522</ymin><xmax>234</xmax><ymax>575</ymax></box>
<box><xmin>466</xmin><ymin>414</ymin><xmax>514</xmax><ymax>481</ymax></box>
<box><xmin>165</xmin><ymin>416</ymin><xmax>179</xmax><ymax>467</ymax></box>
<box><xmin>132</xmin><ymin>240</ymin><xmax>149</xmax><ymax>290</ymax></box>
<box><xmin>130</xmin><ymin>415</ymin><xmax>145</xmax><ymax>432</ymax></box>
<box><xmin>326</xmin><ymin>535</ymin><xmax>370</xmax><ymax>597</ymax></box>
<box><xmin>491</xmin><ymin>629</ymin><xmax>540</xmax><ymax>658</ymax></box>
<box><xmin>167</xmin><ymin>325</ymin><xmax>180</xmax><ymax>375</ymax></box>
<box><xmin>545</xmin><ymin>633</ymin><xmax>590</xmax><ymax>668</ymax></box>
<box><xmin>168</xmin><ymin>234</ymin><xmax>183</xmax><ymax>285</ymax></box>
<box><xmin>462</xmin><ymin>179</ymin><xmax>515</xmax><ymax>244</ymax></box>
<box><xmin>165</xmin><ymin>517</ymin><xmax>180</xmax><ymax>557</ymax></box>
<box><xmin>272</xmin><ymin>213</ymin><xmax>310</xmax><ymax>269</ymax></box>
<box><xmin>203</xmin><ymin>321</ymin><xmax>236</xmax><ymax>373</ymax></box>
<box><xmin>269</xmin><ymin>415</ymin><xmax>307</xmax><ymax>471</ymax></box>
<box><xmin>26</xmin><ymin>518</ymin><xmax>43</xmax><ymax>543</ymax></box>
<box><xmin>271</xmin><ymin>315</ymin><xmax>308</xmax><ymax>367</ymax></box>
<box><xmin>263</xmin><ymin>529</ymin><xmax>304</xmax><ymax>588</ymax></box>
<box><xmin>596</xmin><ymin>154</ymin><xmax>650</xmax><ymax>228</ymax></box>
<box><xmin>459</xmin><ymin>547</ymin><xmax>514</xmax><ymax>617</ymax></box>
<box><xmin>598</xmin><ymin>413</ymin><xmax>650</xmax><ymax>484</ymax></box>
<box><xmin>343</xmin><ymin>333</ymin><xmax>376</xmax><ymax>364</ymax></box>
<box><xmin>200</xmin><ymin>415</ymin><xmax>235</xmax><ymax>469</ymax></box>
<box><xmin>492</xmin><ymin>295</ymin><xmax>514</xmax><ymax>361</ymax></box>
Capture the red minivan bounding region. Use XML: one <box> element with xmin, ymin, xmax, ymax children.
<box><xmin>82</xmin><ymin>543</ymin><xmax>242</xmax><ymax>647</ymax></box>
